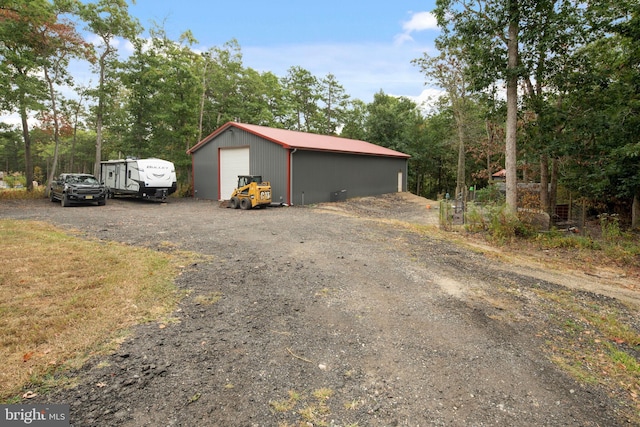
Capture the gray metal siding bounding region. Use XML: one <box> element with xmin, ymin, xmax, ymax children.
<box><xmin>192</xmin><ymin>128</ymin><xmax>288</xmax><ymax>201</ymax></box>
<box><xmin>291</xmin><ymin>151</ymin><xmax>408</xmax><ymax>205</ymax></box>
<box><xmin>192</xmin><ymin>140</ymin><xmax>218</xmax><ymax>199</ymax></box>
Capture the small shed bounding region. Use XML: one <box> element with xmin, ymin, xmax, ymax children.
<box><xmin>186</xmin><ymin>122</ymin><xmax>410</xmax><ymax>205</ymax></box>
<box><xmin>492</xmin><ymin>169</ymin><xmax>507</xmax><ymax>182</ymax></box>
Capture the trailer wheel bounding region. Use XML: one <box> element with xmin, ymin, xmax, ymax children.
<box><xmin>229</xmin><ymin>197</ymin><xmax>240</xmax><ymax>209</ymax></box>
<box><xmin>240</xmin><ymin>198</ymin><xmax>252</xmax><ymax>210</ymax></box>
<box><xmin>61</xmin><ymin>194</ymin><xmax>70</xmax><ymax>207</ymax></box>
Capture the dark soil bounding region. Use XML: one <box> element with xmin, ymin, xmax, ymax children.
<box><xmin>1</xmin><ymin>193</ymin><xmax>637</xmax><ymax>426</ymax></box>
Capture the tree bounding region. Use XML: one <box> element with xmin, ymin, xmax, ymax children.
<box><xmin>559</xmin><ymin>2</ymin><xmax>640</xmax><ymax>226</ymax></box>
<box><xmin>238</xmin><ymin>68</ymin><xmax>289</xmax><ymax>127</ymax></box>
<box><xmin>340</xmin><ymin>99</ymin><xmax>368</xmax><ymax>141</ymax></box>
<box><xmin>0</xmin><ymin>124</ymin><xmax>22</xmax><ymax>173</ymax></box>
<box><xmin>80</xmin><ymin>0</ymin><xmax>140</xmax><ymax>178</ymax></box>
<box><xmin>413</xmin><ymin>47</ymin><xmax>473</xmax><ymax>200</ymax></box>
<box><xmin>365</xmin><ymin>91</ymin><xmax>425</xmax><ymax>190</ymax></box>
<box><xmin>0</xmin><ymin>0</ymin><xmax>55</xmax><ymax>190</ymax></box>
<box><xmin>200</xmin><ymin>39</ymin><xmax>245</xmax><ymax>132</ymax></box>
<box><xmin>420</xmin><ymin>108</ymin><xmax>458</xmax><ymax>198</ymax></box>
<box><xmin>318</xmin><ymin>73</ymin><xmax>350</xmax><ymax>135</ymax></box>
<box><xmin>120</xmin><ymin>27</ymin><xmax>201</xmax><ymax>183</ymax></box>
<box><xmin>33</xmin><ymin>0</ymin><xmax>93</xmax><ymax>192</ymax></box>
<box><xmin>365</xmin><ymin>91</ymin><xmax>421</xmax><ymax>154</ymax></box>
<box><xmin>434</xmin><ymin>0</ymin><xmax>521</xmax><ymax>212</ymax></box>
<box><xmin>282</xmin><ymin>66</ymin><xmax>320</xmax><ymax>132</ymax></box>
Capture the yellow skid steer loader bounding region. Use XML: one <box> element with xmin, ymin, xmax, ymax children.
<box><xmin>228</xmin><ymin>175</ymin><xmax>272</xmax><ymax>209</ymax></box>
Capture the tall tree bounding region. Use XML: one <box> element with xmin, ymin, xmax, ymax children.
<box><xmin>340</xmin><ymin>99</ymin><xmax>368</xmax><ymax>141</ymax></box>
<box><xmin>365</xmin><ymin>91</ymin><xmax>421</xmax><ymax>155</ymax></box>
<box><xmin>120</xmin><ymin>27</ymin><xmax>200</xmax><ymax>182</ymax></box>
<box><xmin>61</xmin><ymin>86</ymin><xmax>89</xmax><ymax>173</ymax></box>
<box><xmin>0</xmin><ymin>0</ymin><xmax>55</xmax><ymax>190</ymax></box>
<box><xmin>200</xmin><ymin>39</ymin><xmax>244</xmax><ymax>132</ymax></box>
<box><xmin>34</xmin><ymin>0</ymin><xmax>93</xmax><ymax>192</ymax></box>
<box><xmin>283</xmin><ymin>66</ymin><xmax>320</xmax><ymax>132</ymax></box>
<box><xmin>560</xmin><ymin>2</ymin><xmax>639</xmax><ymax>227</ymax></box>
<box><xmin>80</xmin><ymin>0</ymin><xmax>140</xmax><ymax>178</ymax></box>
<box><xmin>318</xmin><ymin>73</ymin><xmax>350</xmax><ymax>135</ymax></box>
<box><xmin>434</xmin><ymin>0</ymin><xmax>522</xmax><ymax>212</ymax></box>
<box><xmin>414</xmin><ymin>47</ymin><xmax>472</xmax><ymax>199</ymax></box>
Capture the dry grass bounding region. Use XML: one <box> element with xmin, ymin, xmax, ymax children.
<box><xmin>0</xmin><ymin>219</ymin><xmax>190</xmax><ymax>401</ymax></box>
<box><xmin>0</xmin><ymin>187</ymin><xmax>46</xmax><ymax>200</ymax></box>
<box><xmin>532</xmin><ymin>287</ymin><xmax>640</xmax><ymax>423</ymax></box>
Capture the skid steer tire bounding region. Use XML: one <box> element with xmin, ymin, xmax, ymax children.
<box><xmin>229</xmin><ymin>197</ymin><xmax>240</xmax><ymax>209</ymax></box>
<box><xmin>240</xmin><ymin>198</ymin><xmax>252</xmax><ymax>210</ymax></box>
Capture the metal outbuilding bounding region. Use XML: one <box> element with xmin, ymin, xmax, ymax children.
<box><xmin>186</xmin><ymin>122</ymin><xmax>410</xmax><ymax>205</ymax></box>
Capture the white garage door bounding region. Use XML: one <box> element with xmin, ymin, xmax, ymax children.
<box><xmin>219</xmin><ymin>147</ymin><xmax>250</xmax><ymax>200</ymax></box>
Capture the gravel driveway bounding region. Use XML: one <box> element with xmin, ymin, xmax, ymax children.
<box><xmin>1</xmin><ymin>194</ymin><xmax>633</xmax><ymax>426</ymax></box>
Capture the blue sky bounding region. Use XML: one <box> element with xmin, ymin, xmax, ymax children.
<box><xmin>0</xmin><ymin>1</ymin><xmax>442</xmax><ymax>127</ymax></box>
<box><xmin>126</xmin><ymin>0</ymin><xmax>442</xmax><ymax>105</ymax></box>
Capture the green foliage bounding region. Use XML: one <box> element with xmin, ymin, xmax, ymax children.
<box><xmin>535</xmin><ymin>232</ymin><xmax>601</xmax><ymax>251</ymax></box>
<box><xmin>474</xmin><ymin>185</ymin><xmax>504</xmax><ymax>204</ymax></box>
<box><xmin>599</xmin><ymin>213</ymin><xmax>622</xmax><ymax>241</ymax></box>
<box><xmin>485</xmin><ymin>203</ymin><xmax>535</xmax><ymax>243</ymax></box>
<box><xmin>464</xmin><ymin>202</ymin><xmax>486</xmax><ymax>232</ymax></box>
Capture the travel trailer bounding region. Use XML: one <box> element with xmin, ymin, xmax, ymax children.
<box><xmin>100</xmin><ymin>158</ymin><xmax>177</xmax><ymax>201</ymax></box>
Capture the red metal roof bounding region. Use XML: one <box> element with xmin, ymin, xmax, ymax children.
<box><xmin>187</xmin><ymin>122</ymin><xmax>410</xmax><ymax>158</ymax></box>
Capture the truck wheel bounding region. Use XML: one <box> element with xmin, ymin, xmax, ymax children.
<box><xmin>61</xmin><ymin>194</ymin><xmax>70</xmax><ymax>207</ymax></box>
<box><xmin>229</xmin><ymin>197</ymin><xmax>239</xmax><ymax>209</ymax></box>
<box><xmin>240</xmin><ymin>198</ymin><xmax>252</xmax><ymax>210</ymax></box>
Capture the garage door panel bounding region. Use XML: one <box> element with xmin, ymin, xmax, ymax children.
<box><xmin>220</xmin><ymin>147</ymin><xmax>249</xmax><ymax>200</ymax></box>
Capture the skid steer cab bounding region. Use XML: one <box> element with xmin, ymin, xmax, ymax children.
<box><xmin>229</xmin><ymin>175</ymin><xmax>272</xmax><ymax>210</ymax></box>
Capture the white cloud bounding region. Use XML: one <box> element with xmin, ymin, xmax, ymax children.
<box><xmin>403</xmin><ymin>11</ymin><xmax>439</xmax><ymax>33</ymax></box>
<box><xmin>395</xmin><ymin>11</ymin><xmax>439</xmax><ymax>46</ymax></box>
<box><xmin>393</xmin><ymin>33</ymin><xmax>414</xmax><ymax>46</ymax></box>
<box><xmin>408</xmin><ymin>87</ymin><xmax>446</xmax><ymax>114</ymax></box>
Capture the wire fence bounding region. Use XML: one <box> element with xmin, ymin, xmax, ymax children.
<box><xmin>438</xmin><ymin>187</ymin><xmax>595</xmax><ymax>235</ymax></box>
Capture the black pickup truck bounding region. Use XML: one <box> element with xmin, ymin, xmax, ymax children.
<box><xmin>50</xmin><ymin>173</ymin><xmax>107</xmax><ymax>207</ymax></box>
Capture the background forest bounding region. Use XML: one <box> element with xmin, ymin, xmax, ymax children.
<box><xmin>1</xmin><ymin>0</ymin><xmax>638</xmax><ymax>227</ymax></box>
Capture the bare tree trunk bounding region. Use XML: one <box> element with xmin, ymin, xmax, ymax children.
<box><xmin>455</xmin><ymin>117</ymin><xmax>466</xmax><ymax>200</ymax></box>
<box><xmin>94</xmin><ymin>53</ymin><xmax>107</xmax><ymax>178</ymax></box>
<box><xmin>505</xmin><ymin>12</ymin><xmax>519</xmax><ymax>213</ymax></box>
<box><xmin>485</xmin><ymin>120</ymin><xmax>493</xmax><ymax>186</ymax></box>
<box><xmin>550</xmin><ymin>157</ymin><xmax>559</xmax><ymax>221</ymax></box>
<box><xmin>632</xmin><ymin>191</ymin><xmax>640</xmax><ymax>229</ymax></box>
<box><xmin>20</xmin><ymin>104</ymin><xmax>33</xmax><ymax>191</ymax></box>
<box><xmin>540</xmin><ymin>153</ymin><xmax>549</xmax><ymax>213</ymax></box>
<box><xmin>44</xmin><ymin>68</ymin><xmax>60</xmax><ymax>197</ymax></box>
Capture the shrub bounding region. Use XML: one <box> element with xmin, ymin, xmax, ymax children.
<box><xmin>474</xmin><ymin>184</ymin><xmax>504</xmax><ymax>204</ymax></box>
<box><xmin>465</xmin><ymin>202</ymin><xmax>487</xmax><ymax>232</ymax></box>
<box><xmin>598</xmin><ymin>213</ymin><xmax>622</xmax><ymax>241</ymax></box>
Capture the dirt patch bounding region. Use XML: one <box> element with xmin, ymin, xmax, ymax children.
<box><xmin>1</xmin><ymin>194</ymin><xmax>637</xmax><ymax>426</ymax></box>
